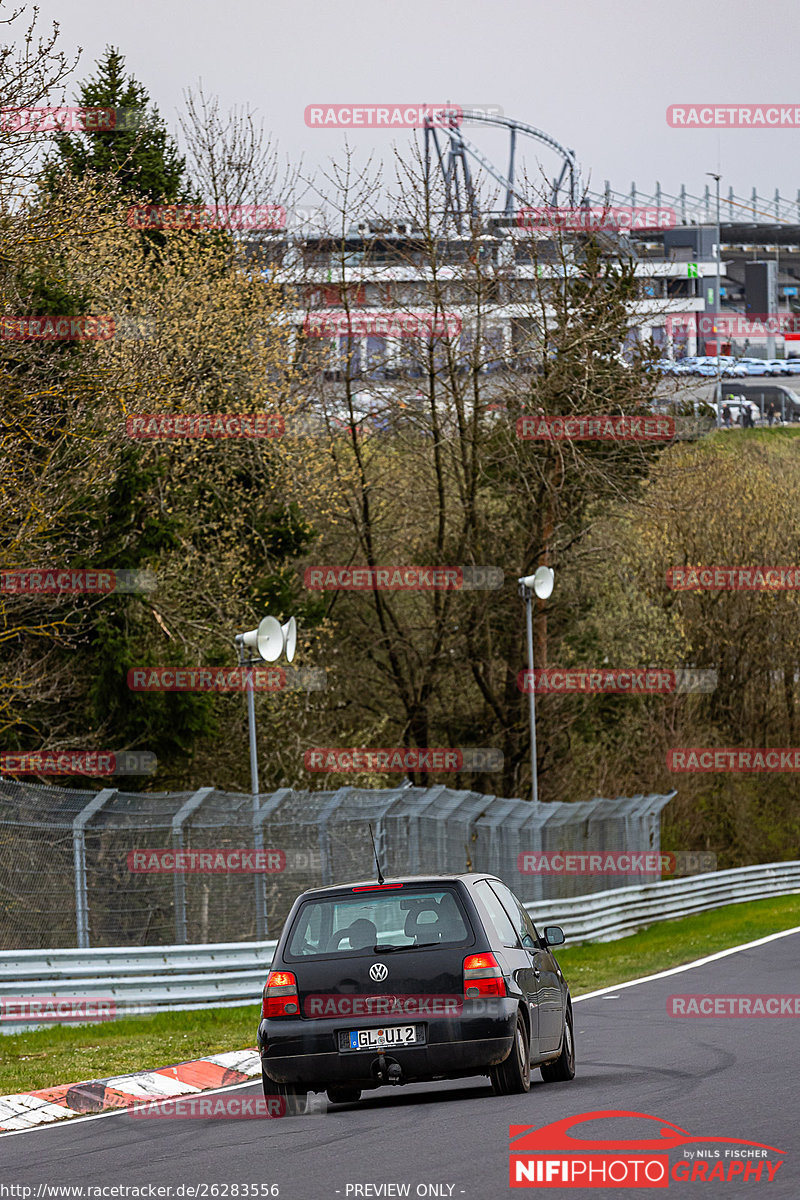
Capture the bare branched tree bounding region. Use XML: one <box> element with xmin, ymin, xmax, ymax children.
<box><xmin>0</xmin><ymin>2</ymin><xmax>78</xmax><ymax>195</ymax></box>
<box><xmin>179</xmin><ymin>82</ymin><xmax>299</xmax><ymax>211</ymax></box>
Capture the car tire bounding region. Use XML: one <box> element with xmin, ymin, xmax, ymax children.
<box><xmin>261</xmin><ymin>1066</ymin><xmax>308</xmax><ymax>1115</ymax></box>
<box><xmin>490</xmin><ymin>1009</ymin><xmax>531</xmax><ymax>1096</ymax></box>
<box><xmin>540</xmin><ymin>1005</ymin><xmax>575</xmax><ymax>1083</ymax></box>
<box><xmin>326</xmin><ymin>1086</ymin><xmax>362</xmax><ymax>1105</ymax></box>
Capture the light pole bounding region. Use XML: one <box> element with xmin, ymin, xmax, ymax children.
<box><xmin>518</xmin><ymin>566</ymin><xmax>555</xmax><ymax>805</ymax></box>
<box><xmin>235</xmin><ymin>614</ymin><xmax>297</xmax><ymax>938</ymax></box>
<box><xmin>707</xmin><ymin>171</ymin><xmax>722</xmax><ymax>428</ymax></box>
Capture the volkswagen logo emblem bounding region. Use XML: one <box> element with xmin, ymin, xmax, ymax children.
<box><xmin>369</xmin><ymin>962</ymin><xmax>388</xmax><ymax>982</ymax></box>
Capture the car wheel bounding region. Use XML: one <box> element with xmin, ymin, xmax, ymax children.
<box><xmin>326</xmin><ymin>1086</ymin><xmax>362</xmax><ymax>1105</ymax></box>
<box><xmin>490</xmin><ymin>1009</ymin><xmax>531</xmax><ymax>1095</ymax></box>
<box><xmin>261</xmin><ymin>1066</ymin><xmax>308</xmax><ymax>1115</ymax></box>
<box><xmin>540</xmin><ymin>1005</ymin><xmax>576</xmax><ymax>1083</ymax></box>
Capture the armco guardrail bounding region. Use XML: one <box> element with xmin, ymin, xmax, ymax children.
<box><xmin>0</xmin><ymin>862</ymin><xmax>797</xmax><ymax>1026</ymax></box>
<box><xmin>0</xmin><ymin>943</ymin><xmax>278</xmax><ymax>1024</ymax></box>
<box><xmin>526</xmin><ymin>860</ymin><xmax>800</xmax><ymax>943</ymax></box>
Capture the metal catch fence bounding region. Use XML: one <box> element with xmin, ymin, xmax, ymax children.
<box><xmin>0</xmin><ymin>779</ymin><xmax>675</xmax><ymax>950</ymax></box>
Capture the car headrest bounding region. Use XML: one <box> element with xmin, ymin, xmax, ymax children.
<box><xmin>345</xmin><ymin>918</ymin><xmax>377</xmax><ymax>950</ymax></box>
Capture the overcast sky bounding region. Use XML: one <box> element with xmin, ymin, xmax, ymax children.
<box><xmin>15</xmin><ymin>0</ymin><xmax>800</xmax><ymax>206</ymax></box>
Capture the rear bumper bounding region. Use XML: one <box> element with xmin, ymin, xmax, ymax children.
<box><xmin>258</xmin><ymin>1002</ymin><xmax>518</xmax><ymax>1086</ymax></box>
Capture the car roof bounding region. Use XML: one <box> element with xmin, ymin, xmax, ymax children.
<box><xmin>294</xmin><ymin>873</ymin><xmax>500</xmax><ymax>899</ymax></box>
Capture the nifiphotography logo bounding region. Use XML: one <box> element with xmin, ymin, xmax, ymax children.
<box><xmin>508</xmin><ymin>1109</ymin><xmax>785</xmax><ymax>1188</ymax></box>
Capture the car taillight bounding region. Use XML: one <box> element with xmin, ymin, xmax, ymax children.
<box><xmin>262</xmin><ymin>970</ymin><xmax>299</xmax><ymax>1018</ymax></box>
<box><xmin>463</xmin><ymin>952</ymin><xmax>507</xmax><ymax>998</ymax></box>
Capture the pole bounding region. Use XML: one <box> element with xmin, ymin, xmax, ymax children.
<box><xmin>708</xmin><ymin>172</ymin><xmax>722</xmax><ymax>428</ymax></box>
<box><xmin>171</xmin><ymin>787</ymin><xmax>214</xmax><ymax>945</ymax></box>
<box><xmin>73</xmin><ymin>826</ymin><xmax>86</xmax><ymax>950</ymax></box>
<box><xmin>237</xmin><ymin>637</ymin><xmax>266</xmax><ymax>939</ymax></box>
<box><xmin>235</xmin><ymin>617</ymin><xmax>296</xmax><ymax>940</ymax></box>
<box><xmin>246</xmin><ymin>659</ymin><xmax>268</xmax><ymax>939</ymax></box>
<box><xmin>72</xmin><ymin>790</ymin><xmax>117</xmax><ymax>949</ymax></box>
<box><xmin>246</xmin><ymin>667</ymin><xmax>259</xmax><ymax>797</ymax></box>
<box><xmin>246</xmin><ymin>668</ymin><xmax>269</xmax><ymax>939</ymax></box>
<box><xmin>523</xmin><ymin>585</ymin><xmax>539</xmax><ymax>805</ymax></box>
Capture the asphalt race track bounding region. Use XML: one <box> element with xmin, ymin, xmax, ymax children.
<box><xmin>2</xmin><ymin>929</ymin><xmax>798</xmax><ymax>1198</ymax></box>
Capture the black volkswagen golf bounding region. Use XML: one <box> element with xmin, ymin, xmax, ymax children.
<box><xmin>257</xmin><ymin>872</ymin><xmax>574</xmax><ymax>1112</ymax></box>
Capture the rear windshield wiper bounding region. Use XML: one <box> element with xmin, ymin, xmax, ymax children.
<box><xmin>373</xmin><ymin>941</ymin><xmax>440</xmax><ymax>952</ymax></box>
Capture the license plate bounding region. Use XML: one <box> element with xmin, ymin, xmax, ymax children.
<box><xmin>348</xmin><ymin>1025</ymin><xmax>418</xmax><ymax>1050</ymax></box>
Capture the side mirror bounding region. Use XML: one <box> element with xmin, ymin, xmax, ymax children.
<box><xmin>543</xmin><ymin>925</ymin><xmax>565</xmax><ymax>947</ymax></box>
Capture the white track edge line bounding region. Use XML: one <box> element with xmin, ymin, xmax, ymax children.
<box><xmin>572</xmin><ymin>923</ymin><xmax>800</xmax><ymax>1002</ymax></box>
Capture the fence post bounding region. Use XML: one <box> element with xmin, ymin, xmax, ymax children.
<box><xmin>408</xmin><ymin>785</ymin><xmax>448</xmax><ymax>874</ymax></box>
<box><xmin>253</xmin><ymin>789</ymin><xmax>292</xmax><ymax>939</ymax></box>
<box><xmin>317</xmin><ymin>789</ymin><xmax>352</xmax><ymax>885</ymax></box>
<box><xmin>171</xmin><ymin>787</ymin><xmax>215</xmax><ymax>944</ymax></box>
<box><xmin>72</xmin><ymin>790</ymin><xmax>117</xmax><ymax>949</ymax></box>
<box><xmin>372</xmin><ymin>787</ymin><xmax>411</xmax><ymax>878</ymax></box>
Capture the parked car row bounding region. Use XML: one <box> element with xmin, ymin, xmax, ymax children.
<box><xmin>654</xmin><ymin>356</ymin><xmax>800</xmax><ymax>378</ymax></box>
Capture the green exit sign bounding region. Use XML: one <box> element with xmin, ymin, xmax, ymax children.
<box><xmin>687</xmin><ymin>263</ymin><xmax>699</xmax><ymax>278</ymax></box>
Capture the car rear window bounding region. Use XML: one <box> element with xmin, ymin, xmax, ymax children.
<box><xmin>284</xmin><ymin>887</ymin><xmax>473</xmax><ymax>958</ymax></box>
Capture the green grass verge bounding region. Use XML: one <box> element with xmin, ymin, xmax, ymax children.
<box><xmin>709</xmin><ymin>425</ymin><xmax>800</xmax><ymax>444</ymax></box>
<box><xmin>1</xmin><ymin>893</ymin><xmax>797</xmax><ymax>1097</ymax></box>
<box><xmin>558</xmin><ymin>892</ymin><xmax>799</xmax><ymax>996</ymax></box>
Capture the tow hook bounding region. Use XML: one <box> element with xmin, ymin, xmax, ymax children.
<box><xmin>371</xmin><ymin>1054</ymin><xmax>403</xmax><ymax>1084</ymax></box>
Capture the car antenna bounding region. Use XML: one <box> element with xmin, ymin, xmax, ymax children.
<box><xmin>368</xmin><ymin>823</ymin><xmax>385</xmax><ymax>885</ymax></box>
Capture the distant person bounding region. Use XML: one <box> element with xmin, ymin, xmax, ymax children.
<box><xmin>767</xmin><ymin>400</ymin><xmax>776</xmax><ymax>426</ymax></box>
<box><xmin>722</xmin><ymin>404</ymin><xmax>731</xmax><ymax>428</ymax></box>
